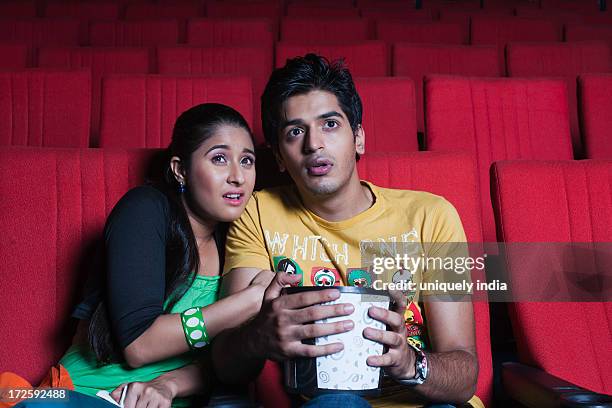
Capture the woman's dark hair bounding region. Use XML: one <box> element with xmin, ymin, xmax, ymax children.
<box><xmin>88</xmin><ymin>103</ymin><xmax>252</xmax><ymax>364</ymax></box>
<box><xmin>261</xmin><ymin>53</ymin><xmax>363</xmax><ymax>150</ymax></box>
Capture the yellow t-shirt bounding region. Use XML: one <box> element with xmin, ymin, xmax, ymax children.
<box><xmin>224</xmin><ymin>181</ymin><xmax>483</xmax><ymax>408</ymax></box>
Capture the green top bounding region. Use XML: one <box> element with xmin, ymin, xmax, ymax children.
<box><xmin>60</xmin><ymin>274</ymin><xmax>220</xmax><ymax>407</ymax></box>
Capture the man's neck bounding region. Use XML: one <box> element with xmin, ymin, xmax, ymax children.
<box><xmin>299</xmin><ymin>174</ymin><xmax>374</xmax><ymax>222</ymax></box>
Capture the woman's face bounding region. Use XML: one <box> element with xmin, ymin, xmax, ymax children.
<box><xmin>185</xmin><ymin>125</ymin><xmax>256</xmax><ymax>223</ymax></box>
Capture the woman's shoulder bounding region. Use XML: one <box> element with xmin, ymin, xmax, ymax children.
<box><xmin>107</xmin><ymin>185</ymin><xmax>171</xmax><ymax>227</ymax></box>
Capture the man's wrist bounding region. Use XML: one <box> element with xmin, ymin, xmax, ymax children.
<box><xmin>397</xmin><ymin>344</ymin><xmax>417</xmax><ymax>381</ymax></box>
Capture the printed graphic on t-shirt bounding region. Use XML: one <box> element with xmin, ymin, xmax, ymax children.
<box><xmin>311</xmin><ymin>267</ymin><xmax>341</xmax><ymax>287</ymax></box>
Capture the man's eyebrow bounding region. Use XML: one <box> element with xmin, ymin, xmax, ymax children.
<box><xmin>281</xmin><ymin>111</ymin><xmax>345</xmax><ymax>129</ymax></box>
<box><xmin>318</xmin><ymin>111</ymin><xmax>344</xmax><ymax>120</ymax></box>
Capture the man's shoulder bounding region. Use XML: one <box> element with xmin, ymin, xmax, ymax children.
<box><xmin>374</xmin><ymin>184</ymin><xmax>455</xmax><ymax>212</ymax></box>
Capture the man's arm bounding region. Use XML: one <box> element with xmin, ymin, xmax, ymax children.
<box><xmin>212</xmin><ymin>271</ymin><xmax>355</xmax><ymax>385</ymax></box>
<box><xmin>364</xmin><ymin>291</ymin><xmax>478</xmax><ymax>404</ymax></box>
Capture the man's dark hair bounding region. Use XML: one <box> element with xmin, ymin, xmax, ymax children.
<box><xmin>261</xmin><ymin>53</ymin><xmax>363</xmax><ymax>150</ymax></box>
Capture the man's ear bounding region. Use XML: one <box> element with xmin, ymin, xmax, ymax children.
<box><xmin>355</xmin><ymin>124</ymin><xmax>365</xmax><ymax>155</ymax></box>
<box><xmin>272</xmin><ymin>147</ymin><xmax>286</xmax><ymax>173</ymax></box>
<box><xmin>170</xmin><ymin>156</ymin><xmax>186</xmax><ymax>183</ymax></box>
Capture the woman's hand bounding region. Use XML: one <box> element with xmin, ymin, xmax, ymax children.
<box><xmin>111</xmin><ymin>376</ymin><xmax>177</xmax><ymax>408</ymax></box>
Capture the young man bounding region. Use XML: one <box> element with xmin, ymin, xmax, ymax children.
<box><xmin>212</xmin><ymin>54</ymin><xmax>481</xmax><ymax>408</ymax></box>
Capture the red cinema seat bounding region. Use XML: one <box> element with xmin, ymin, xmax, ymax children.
<box><xmin>425</xmin><ymin>76</ymin><xmax>574</xmax><ymax>243</ymax></box>
<box><xmin>44</xmin><ymin>2</ymin><xmax>119</xmax><ymax>19</ymax></box>
<box><xmin>393</xmin><ymin>44</ymin><xmax>501</xmax><ymax>134</ymax></box>
<box><xmin>0</xmin><ymin>43</ymin><xmax>28</xmax><ymax>69</ymax></box>
<box><xmin>353</xmin><ymin>77</ymin><xmax>418</xmax><ymax>152</ymax></box>
<box><xmin>38</xmin><ymin>47</ymin><xmax>150</xmax><ymax>146</ymax></box>
<box><xmin>124</xmin><ymin>3</ymin><xmax>204</xmax><ymax>19</ymax></box>
<box><xmin>254</xmin><ymin>151</ymin><xmax>492</xmax><ymax>408</ymax></box>
<box><xmin>0</xmin><ymin>146</ymin><xmax>157</xmax><ymax>383</ymax></box>
<box><xmin>491</xmin><ymin>159</ymin><xmax>612</xmax><ymax>399</ymax></box>
<box><xmin>157</xmin><ymin>45</ymin><xmax>273</xmax><ymax>146</ymax></box>
<box><xmin>286</xmin><ymin>4</ymin><xmax>360</xmax><ymax>17</ymax></box>
<box><xmin>280</xmin><ymin>17</ymin><xmax>370</xmax><ymax>43</ymax></box>
<box><xmin>437</xmin><ymin>9</ymin><xmax>513</xmax><ymax>38</ymax></box>
<box><xmin>579</xmin><ymin>74</ymin><xmax>612</xmax><ymax>159</ymax></box>
<box><xmin>376</xmin><ymin>22</ymin><xmax>467</xmax><ymax>45</ymax></box>
<box><xmin>44</xmin><ymin>2</ymin><xmax>120</xmax><ymax>44</ymax></box>
<box><xmin>205</xmin><ymin>1</ymin><xmax>282</xmax><ymax>19</ymax></box>
<box><xmin>0</xmin><ymin>70</ymin><xmax>91</xmax><ymax>147</ymax></box>
<box><xmin>275</xmin><ymin>41</ymin><xmax>388</xmax><ymax>76</ymax></box>
<box><xmin>187</xmin><ymin>18</ymin><xmax>275</xmax><ymax>46</ymax></box>
<box><xmin>89</xmin><ymin>20</ymin><xmax>179</xmax><ymax>47</ymax></box>
<box><xmin>360</xmin><ymin>7</ymin><xmax>433</xmax><ymax>21</ymax></box>
<box><xmin>506</xmin><ymin>41</ymin><xmax>612</xmax><ymax>158</ymax></box>
<box><xmin>565</xmin><ymin>25</ymin><xmax>612</xmax><ymax>56</ymax></box>
<box><xmin>0</xmin><ymin>18</ymin><xmax>80</xmax><ymax>59</ymax></box>
<box><xmin>99</xmin><ymin>75</ymin><xmax>253</xmax><ymax>148</ymax></box>
<box><xmin>471</xmin><ymin>17</ymin><xmax>560</xmax><ymax>66</ymax></box>
<box><xmin>0</xmin><ymin>1</ymin><xmax>37</xmax><ymax>18</ymax></box>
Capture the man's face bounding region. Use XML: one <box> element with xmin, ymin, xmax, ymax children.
<box><xmin>276</xmin><ymin>90</ymin><xmax>364</xmax><ymax>198</ymax></box>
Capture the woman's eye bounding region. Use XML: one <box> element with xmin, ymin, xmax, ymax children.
<box><xmin>241</xmin><ymin>156</ymin><xmax>255</xmax><ymax>166</ymax></box>
<box><xmin>212</xmin><ymin>154</ymin><xmax>227</xmax><ymax>164</ymax></box>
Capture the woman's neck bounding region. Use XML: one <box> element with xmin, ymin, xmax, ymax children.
<box><xmin>180</xmin><ymin>195</ymin><xmax>217</xmax><ymax>242</ymax></box>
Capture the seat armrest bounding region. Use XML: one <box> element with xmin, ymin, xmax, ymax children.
<box><xmin>502</xmin><ymin>362</ymin><xmax>612</xmax><ymax>408</ymax></box>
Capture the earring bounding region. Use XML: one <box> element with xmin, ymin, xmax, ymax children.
<box><xmin>178</xmin><ymin>181</ymin><xmax>186</xmax><ymax>194</ymax></box>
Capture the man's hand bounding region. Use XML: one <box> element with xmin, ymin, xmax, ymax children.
<box><xmin>111</xmin><ymin>377</ymin><xmax>176</xmax><ymax>408</ymax></box>
<box><xmin>246</xmin><ymin>272</ymin><xmax>356</xmax><ymax>361</ymax></box>
<box><xmin>363</xmin><ymin>290</ymin><xmax>416</xmax><ymax>380</ymax></box>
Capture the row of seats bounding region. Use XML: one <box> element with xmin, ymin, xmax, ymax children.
<box><xmin>3</xmin><ymin>69</ymin><xmax>612</xmax><ymax>243</ymax></box>
<box><xmin>1</xmin><ymin>0</ymin><xmax>609</xmax><ymax>20</ymax></box>
<box><xmin>1</xmin><ymin>16</ymin><xmax>611</xmax><ymax>47</ymax></box>
<box><xmin>2</xmin><ymin>147</ymin><xmax>611</xmax><ymax>406</ymax></box>
<box><xmin>1</xmin><ymin>40</ymin><xmax>609</xmax><ymax>150</ymax></box>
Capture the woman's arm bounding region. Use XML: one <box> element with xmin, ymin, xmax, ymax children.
<box><xmin>110</xmin><ymin>363</ymin><xmax>208</xmax><ymax>408</ymax></box>
<box><xmin>124</xmin><ymin>279</ymin><xmax>268</xmax><ymax>368</ymax></box>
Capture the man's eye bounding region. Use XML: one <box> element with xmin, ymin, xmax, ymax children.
<box><xmin>324</xmin><ymin>120</ymin><xmax>338</xmax><ymax>129</ymax></box>
<box><xmin>212</xmin><ymin>154</ymin><xmax>227</xmax><ymax>164</ymax></box>
<box><xmin>288</xmin><ymin>128</ymin><xmax>303</xmax><ymax>138</ymax></box>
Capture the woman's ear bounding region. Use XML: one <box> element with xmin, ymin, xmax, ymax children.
<box><xmin>170</xmin><ymin>156</ymin><xmax>186</xmax><ymax>183</ymax></box>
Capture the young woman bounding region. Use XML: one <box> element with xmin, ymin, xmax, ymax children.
<box><xmin>17</xmin><ymin>103</ymin><xmax>272</xmax><ymax>408</ymax></box>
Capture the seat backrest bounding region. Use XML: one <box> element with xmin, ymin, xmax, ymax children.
<box><xmin>205</xmin><ymin>1</ymin><xmax>282</xmax><ymax>19</ymax></box>
<box><xmin>157</xmin><ymin>45</ymin><xmax>273</xmax><ymax>146</ymax></box>
<box><xmin>254</xmin><ymin>151</ymin><xmax>492</xmax><ymax>407</ymax></box>
<box><xmin>124</xmin><ymin>3</ymin><xmax>204</xmax><ymax>19</ymax></box>
<box><xmin>0</xmin><ymin>1</ymin><xmax>37</xmax><ymax>18</ymax></box>
<box><xmin>506</xmin><ymin>41</ymin><xmax>612</xmax><ymax>158</ymax></box>
<box><xmin>393</xmin><ymin>44</ymin><xmax>500</xmax><ymax>133</ymax></box>
<box><xmin>354</xmin><ymin>77</ymin><xmax>418</xmax><ymax>152</ymax></box>
<box><xmin>471</xmin><ymin>17</ymin><xmax>560</xmax><ymax>45</ymax></box>
<box><xmin>0</xmin><ymin>69</ymin><xmax>91</xmax><ymax>147</ymax></box>
<box><xmin>565</xmin><ymin>25</ymin><xmax>612</xmax><ymax>53</ymax></box>
<box><xmin>275</xmin><ymin>41</ymin><xmax>388</xmax><ymax>76</ymax></box>
<box><xmin>280</xmin><ymin>17</ymin><xmax>370</xmax><ymax>43</ymax></box>
<box><xmin>0</xmin><ymin>42</ymin><xmax>28</xmax><ymax>69</ymax></box>
<box><xmin>490</xmin><ymin>159</ymin><xmax>612</xmax><ymax>395</ymax></box>
<box><xmin>579</xmin><ymin>74</ymin><xmax>612</xmax><ymax>159</ymax></box>
<box><xmin>38</xmin><ymin>47</ymin><xmax>150</xmax><ymax>147</ymax></box>
<box><xmin>286</xmin><ymin>4</ymin><xmax>360</xmax><ymax>17</ymax></box>
<box><xmin>0</xmin><ymin>146</ymin><xmax>158</xmax><ymax>383</ymax></box>
<box><xmin>44</xmin><ymin>2</ymin><xmax>119</xmax><ymax>19</ymax></box>
<box><xmin>0</xmin><ymin>18</ymin><xmax>80</xmax><ymax>50</ymax></box>
<box><xmin>89</xmin><ymin>20</ymin><xmax>179</xmax><ymax>47</ymax></box>
<box><xmin>376</xmin><ymin>21</ymin><xmax>467</xmax><ymax>45</ymax></box>
<box><xmin>99</xmin><ymin>74</ymin><xmax>253</xmax><ymax>148</ymax></box>
<box><xmin>186</xmin><ymin>18</ymin><xmax>275</xmax><ymax>46</ymax></box>
<box><xmin>425</xmin><ymin>75</ymin><xmax>573</xmax><ymax>242</ymax></box>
